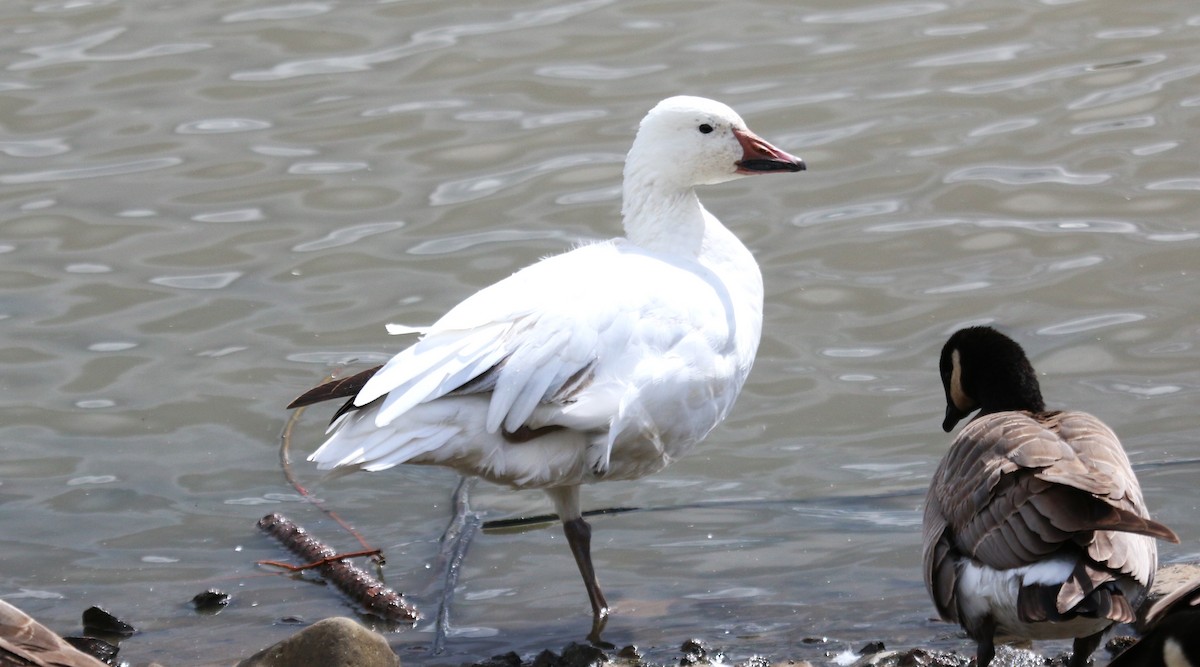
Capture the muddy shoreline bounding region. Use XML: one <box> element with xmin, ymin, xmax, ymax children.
<box><xmin>7</xmin><ymin>564</ymin><xmax>1194</xmax><ymax>667</ymax></box>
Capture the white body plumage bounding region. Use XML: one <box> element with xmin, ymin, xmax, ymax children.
<box><xmin>296</xmin><ymin>96</ymin><xmax>804</xmax><ymax>625</ymax></box>
<box><xmin>312</xmin><ymin>232</ymin><xmax>762</xmax><ymax>490</ymax></box>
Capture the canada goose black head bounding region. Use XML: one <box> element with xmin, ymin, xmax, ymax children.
<box><xmin>939</xmin><ymin>325</ymin><xmax>1045</xmax><ymax>432</ymax></box>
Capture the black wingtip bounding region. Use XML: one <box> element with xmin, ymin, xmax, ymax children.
<box><xmin>287</xmin><ymin>364</ymin><xmax>383</xmax><ymax>409</ymax></box>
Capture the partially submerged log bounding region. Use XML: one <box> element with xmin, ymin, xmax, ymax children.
<box><xmin>257</xmin><ymin>512</ymin><xmax>419</xmax><ymax>626</ymax></box>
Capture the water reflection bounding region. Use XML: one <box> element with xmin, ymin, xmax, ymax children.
<box><xmin>291</xmin><ymin>221</ymin><xmax>406</xmax><ymax>252</ymax></box>
<box><xmin>192</xmin><ymin>208</ymin><xmax>265</xmax><ymax>223</ymax></box>
<box><xmin>230</xmin><ymin>0</ymin><xmax>614</xmax><ymax>81</ymax></box>
<box><xmin>0</xmin><ymin>157</ymin><xmax>184</xmax><ymax>184</ymax></box>
<box><xmin>944</xmin><ymin>165</ymin><xmax>1110</xmax><ymax>185</ymax></box>
<box><xmin>407</xmin><ymin>229</ymin><xmax>578</xmax><ymax>256</ymax></box>
<box><xmin>220</xmin><ymin>4</ymin><xmax>333</xmax><ymax>23</ymax></box>
<box><xmin>11</xmin><ymin>26</ymin><xmax>209</xmax><ymax>71</ymax></box>
<box><xmin>429</xmin><ymin>153</ymin><xmax>620</xmax><ymax>205</ymax></box>
<box><xmin>1036</xmin><ymin>313</ymin><xmax>1148</xmax><ymax>335</ymax></box>
<box><xmin>0</xmin><ymin>137</ymin><xmax>71</xmax><ymax>157</ymax></box>
<box><xmin>175</xmin><ymin>118</ymin><xmax>273</xmax><ymax>134</ymax></box>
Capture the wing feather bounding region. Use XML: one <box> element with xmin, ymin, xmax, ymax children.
<box><xmin>0</xmin><ymin>600</ymin><xmax>109</xmax><ymax>667</ymax></box>
<box><xmin>488</xmin><ymin>325</ymin><xmax>573</xmax><ymax>432</ymax></box>
<box><xmin>923</xmin><ymin>410</ymin><xmax>1176</xmax><ymax>626</ymax></box>
<box><xmin>364</xmin><ymin>323</ymin><xmax>513</xmax><ymax>422</ymax></box>
<box><xmin>306</xmin><ymin>240</ymin><xmax>746</xmax><ymax>475</ymax></box>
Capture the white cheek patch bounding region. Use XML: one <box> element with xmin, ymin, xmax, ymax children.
<box><xmin>949</xmin><ymin>349</ymin><xmax>973</xmax><ymax>412</ymax></box>
<box><xmin>1164</xmin><ymin>638</ymin><xmax>1192</xmax><ymax>667</ymax></box>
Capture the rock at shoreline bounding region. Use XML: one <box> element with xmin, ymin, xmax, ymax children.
<box><xmin>235</xmin><ymin>616</ymin><xmax>399</xmax><ymax>667</ymax></box>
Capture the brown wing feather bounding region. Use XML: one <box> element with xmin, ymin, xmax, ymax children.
<box><xmin>922</xmin><ymin>494</ymin><xmax>959</xmax><ymax>622</ymax></box>
<box><xmin>0</xmin><ymin>600</ymin><xmax>109</xmax><ymax>667</ymax></box>
<box><xmin>1145</xmin><ymin>576</ymin><xmax>1200</xmax><ymax>627</ymax></box>
<box><xmin>923</xmin><ymin>410</ymin><xmax>1177</xmax><ymax>626</ymax></box>
<box><xmin>937</xmin><ymin>411</ymin><xmax>1174</xmax><ymax>567</ymax></box>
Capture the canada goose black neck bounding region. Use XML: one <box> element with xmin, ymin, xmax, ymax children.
<box><xmin>940</xmin><ymin>326</ymin><xmax>1045</xmax><ymax>431</ymax></box>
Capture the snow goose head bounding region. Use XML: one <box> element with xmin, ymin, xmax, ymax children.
<box><xmin>627</xmin><ymin>95</ymin><xmax>804</xmax><ymax>187</ymax></box>
<box><xmin>622</xmin><ymin>96</ymin><xmax>805</xmax><ymax>251</ymax></box>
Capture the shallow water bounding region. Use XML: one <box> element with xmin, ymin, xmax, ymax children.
<box><xmin>1</xmin><ymin>0</ymin><xmax>1198</xmax><ymax>665</ymax></box>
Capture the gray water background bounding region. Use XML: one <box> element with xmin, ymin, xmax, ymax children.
<box><xmin>2</xmin><ymin>0</ymin><xmax>1198</xmax><ymax>665</ymax></box>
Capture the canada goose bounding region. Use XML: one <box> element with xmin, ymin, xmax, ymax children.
<box><xmin>922</xmin><ymin>325</ymin><xmax>1179</xmax><ymax>667</ymax></box>
<box><xmin>1108</xmin><ymin>576</ymin><xmax>1200</xmax><ymax>667</ymax></box>
<box><xmin>288</xmin><ymin>96</ymin><xmax>804</xmax><ymax>634</ymax></box>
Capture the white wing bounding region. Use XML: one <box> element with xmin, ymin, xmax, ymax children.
<box><xmin>310</xmin><ymin>239</ymin><xmax>753</xmax><ymax>478</ymax></box>
<box><xmin>361</xmin><ymin>239</ymin><xmax>736</xmax><ymax>428</ymax></box>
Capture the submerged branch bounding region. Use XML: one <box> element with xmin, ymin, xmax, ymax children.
<box><xmin>257</xmin><ymin>512</ymin><xmax>419</xmax><ymax>626</ymax></box>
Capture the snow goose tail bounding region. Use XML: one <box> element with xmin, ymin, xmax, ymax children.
<box><xmin>288</xmin><ymin>96</ymin><xmax>804</xmax><ymax>635</ymax></box>
<box><xmin>923</xmin><ymin>326</ymin><xmax>1179</xmax><ymax>667</ymax></box>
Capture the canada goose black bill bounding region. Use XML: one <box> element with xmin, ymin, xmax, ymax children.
<box><xmin>923</xmin><ymin>326</ymin><xmax>1179</xmax><ymax>667</ymax></box>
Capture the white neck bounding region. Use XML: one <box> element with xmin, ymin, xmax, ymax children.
<box><xmin>620</xmin><ymin>161</ymin><xmax>706</xmax><ymax>256</ymax></box>
<box><xmin>620</xmin><ymin>156</ymin><xmax>764</xmax><ymax>368</ymax></box>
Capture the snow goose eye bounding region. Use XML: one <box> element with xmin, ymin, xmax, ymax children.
<box><xmin>698</xmin><ymin>123</ymin><xmax>714</xmax><ymax>134</ymax></box>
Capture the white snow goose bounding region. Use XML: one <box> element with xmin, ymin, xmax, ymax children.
<box><xmin>288</xmin><ymin>96</ymin><xmax>805</xmax><ymax>635</ymax></box>
<box><xmin>923</xmin><ymin>325</ymin><xmax>1179</xmax><ymax>667</ymax></box>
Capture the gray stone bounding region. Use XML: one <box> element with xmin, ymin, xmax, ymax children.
<box><xmin>236</xmin><ymin>617</ymin><xmax>398</xmax><ymax>667</ymax></box>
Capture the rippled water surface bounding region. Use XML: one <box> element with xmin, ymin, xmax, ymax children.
<box><xmin>2</xmin><ymin>1</ymin><xmax>1198</xmax><ymax>665</ymax></box>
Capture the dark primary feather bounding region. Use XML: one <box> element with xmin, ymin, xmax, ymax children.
<box><xmin>287</xmin><ymin>364</ymin><xmax>383</xmax><ymax>410</ymax></box>
<box><xmin>286</xmin><ymin>360</ymin><xmax>571</xmax><ymax>441</ymax></box>
<box><xmin>289</xmin><ymin>350</ymin><xmax>598</xmax><ymax>431</ymax></box>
